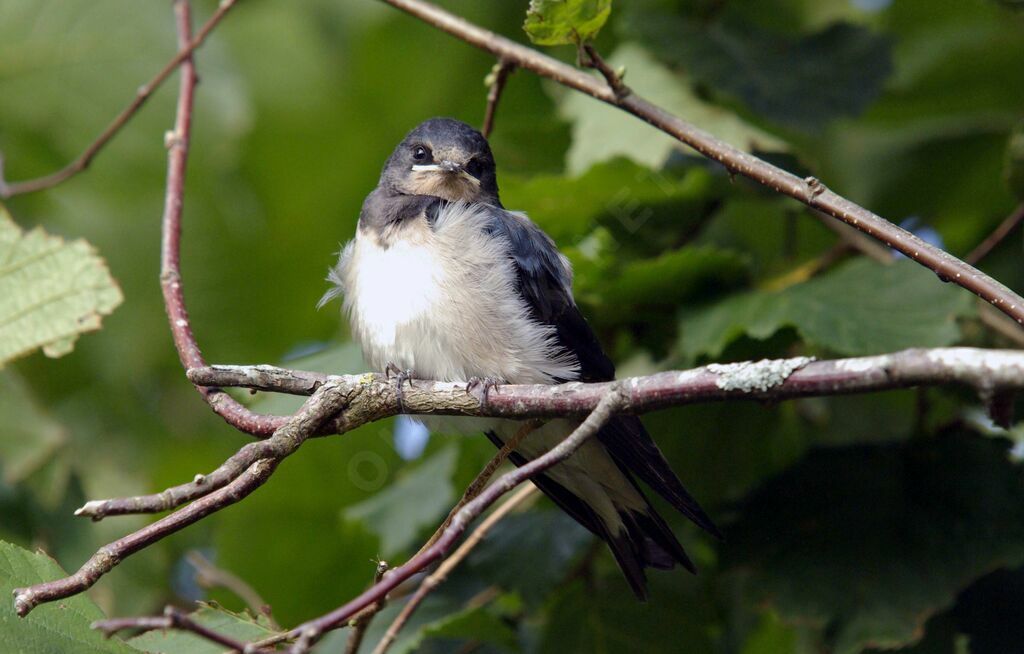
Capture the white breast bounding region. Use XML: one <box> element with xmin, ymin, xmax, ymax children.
<box><xmin>328</xmin><ymin>202</ymin><xmax>579</xmax><ymax>385</ymax></box>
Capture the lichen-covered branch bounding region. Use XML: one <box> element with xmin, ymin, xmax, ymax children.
<box><xmin>188</xmin><ymin>348</ymin><xmax>1024</xmax><ymax>423</ymax></box>
<box><xmin>380</xmin><ymin>0</ymin><xmax>1024</xmax><ymax>329</ymax></box>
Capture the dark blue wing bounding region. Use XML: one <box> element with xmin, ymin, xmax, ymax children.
<box><xmin>485</xmin><ymin>207</ymin><xmax>721</xmax><ymax>540</ymax></box>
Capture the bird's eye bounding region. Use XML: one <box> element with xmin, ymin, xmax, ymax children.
<box><xmin>465</xmin><ymin>158</ymin><xmax>484</xmax><ymax>179</ymax></box>
<box><xmin>412</xmin><ymin>145</ymin><xmax>430</xmax><ymax>161</ymax></box>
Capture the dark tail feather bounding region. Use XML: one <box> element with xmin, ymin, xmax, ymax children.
<box><xmin>485</xmin><ymin>430</ymin><xmax>695</xmax><ymax>600</ymax></box>
<box><xmin>599</xmin><ymin>415</ymin><xmax>723</xmax><ymax>540</ymax></box>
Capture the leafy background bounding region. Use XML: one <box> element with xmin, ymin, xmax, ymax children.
<box><xmin>1</xmin><ymin>0</ymin><xmax>1024</xmax><ymax>652</ymax></box>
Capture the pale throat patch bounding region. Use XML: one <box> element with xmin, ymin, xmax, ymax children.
<box><xmin>402</xmin><ymin>168</ymin><xmax>482</xmax><ymax>203</ymax></box>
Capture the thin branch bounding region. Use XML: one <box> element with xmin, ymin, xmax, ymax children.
<box><xmin>417</xmin><ymin>420</ymin><xmax>538</xmax><ymax>555</ymax></box>
<box><xmin>284</xmin><ymin>389</ymin><xmax>626</xmax><ymax>653</ymax></box>
<box><xmin>965</xmin><ymin>203</ymin><xmax>1024</xmax><ymax>265</ymax></box>
<box><xmin>15</xmin><ymin>379</ymin><xmax>350</xmax><ymax>616</ymax></box>
<box><xmin>92</xmin><ymin>605</ymin><xmax>255</xmax><ymax>653</ymax></box>
<box><xmin>373</xmin><ymin>484</ymin><xmax>540</xmax><ymax>654</ymax></box>
<box><xmin>579</xmin><ymin>43</ymin><xmax>628</xmax><ymax>98</ymax></box>
<box><xmin>379</xmin><ymin>0</ymin><xmax>1024</xmax><ymax>328</ymax></box>
<box><xmin>481</xmin><ymin>59</ymin><xmax>515</xmax><ymax>138</ymax></box>
<box><xmin>156</xmin><ymin>0</ymin><xmax>284</xmax><ymax>439</ymax></box>
<box><xmin>188</xmin><ymin>551</ymin><xmax>278</xmax><ymax>629</ymax></box>
<box><xmin>344</xmin><ymin>561</ymin><xmax>391</xmax><ymax>654</ymax></box>
<box><xmin>813</xmin><ymin>208</ymin><xmax>1024</xmax><ymax>347</ymax></box>
<box><xmin>0</xmin><ymin>0</ymin><xmax>239</xmax><ymax>199</ymax></box>
<box><xmin>188</xmin><ymin>348</ymin><xmax>1024</xmax><ymax>422</ymax></box>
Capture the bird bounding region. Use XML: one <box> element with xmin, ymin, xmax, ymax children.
<box><xmin>320</xmin><ymin>117</ymin><xmax>720</xmax><ymax>599</ymax></box>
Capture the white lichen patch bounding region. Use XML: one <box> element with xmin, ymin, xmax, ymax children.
<box><xmin>707</xmin><ymin>357</ymin><xmax>815</xmax><ymax>392</ymax></box>
<box><xmin>925</xmin><ymin>347</ymin><xmax>1024</xmax><ymax>375</ymax></box>
<box><xmin>834</xmin><ymin>354</ymin><xmax>891</xmax><ymax>373</ymax></box>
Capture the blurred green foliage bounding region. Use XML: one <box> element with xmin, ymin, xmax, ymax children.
<box><xmin>1</xmin><ymin>0</ymin><xmax>1023</xmax><ymax>652</ymax></box>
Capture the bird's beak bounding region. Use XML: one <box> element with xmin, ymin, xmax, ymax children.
<box><xmin>412</xmin><ymin>160</ymin><xmax>480</xmax><ymax>186</ymax></box>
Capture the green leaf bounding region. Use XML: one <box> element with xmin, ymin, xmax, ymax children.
<box><xmin>502</xmin><ymin>158</ymin><xmax>720</xmax><ymax>246</ymax></box>
<box><xmin>0</xmin><ymin>540</ymin><xmax>136</xmax><ymax>653</ymax></box>
<box><xmin>420</xmin><ymin>604</ymin><xmax>518</xmax><ymax>652</ymax></box>
<box><xmin>458</xmin><ymin>509</ymin><xmax>592</xmax><ymax>606</ymax></box>
<box><xmin>679</xmin><ymin>258</ymin><xmax>973</xmax><ymax>359</ymax></box>
<box><xmin>538</xmin><ymin>578</ymin><xmax>716</xmax><ymax>654</ymax></box>
<box><xmin>1004</xmin><ymin>120</ymin><xmax>1024</xmax><ymax>201</ymax></box>
<box><xmin>343</xmin><ymin>445</ymin><xmax>458</xmax><ymax>557</ymax></box>
<box><xmin>625</xmin><ymin>14</ymin><xmax>893</xmax><ymax>130</ymax></box>
<box><xmin>523</xmin><ymin>0</ymin><xmax>611</xmax><ymax>46</ymax></box>
<box><xmin>127</xmin><ymin>604</ymin><xmax>279</xmax><ymax>654</ymax></box>
<box><xmin>722</xmin><ymin>431</ymin><xmax>1024</xmax><ymax>653</ymax></box>
<box><xmin>0</xmin><ymin>206</ymin><xmax>122</xmax><ymax>367</ymax></box>
<box><xmin>558</xmin><ymin>44</ymin><xmax>787</xmax><ymax>174</ymax></box>
<box><xmin>0</xmin><ymin>371</ymin><xmax>66</xmax><ymax>491</ymax></box>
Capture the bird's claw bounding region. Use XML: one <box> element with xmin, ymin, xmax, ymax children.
<box><xmin>466</xmin><ymin>376</ymin><xmax>502</xmax><ymax>404</ymax></box>
<box><xmin>385</xmin><ymin>362</ymin><xmax>414</xmax><ymax>412</ymax></box>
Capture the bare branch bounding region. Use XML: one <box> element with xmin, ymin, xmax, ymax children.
<box><xmin>284</xmin><ymin>389</ymin><xmax>626</xmax><ymax>652</ymax></box>
<box><xmin>155</xmin><ymin>0</ymin><xmax>285</xmax><ymax>439</ymax></box>
<box><xmin>481</xmin><ymin>59</ymin><xmax>515</xmax><ymax>138</ymax></box>
<box><xmin>92</xmin><ymin>605</ymin><xmax>255</xmax><ymax>653</ymax></box>
<box><xmin>373</xmin><ymin>484</ymin><xmax>540</xmax><ymax>654</ymax></box>
<box><xmin>188</xmin><ymin>348</ymin><xmax>1024</xmax><ymax>422</ymax></box>
<box><xmin>417</xmin><ymin>421</ymin><xmax>538</xmax><ymax>555</ymax></box>
<box><xmin>344</xmin><ymin>561</ymin><xmax>391</xmax><ymax>654</ymax></box>
<box><xmin>379</xmin><ymin>0</ymin><xmax>1024</xmax><ymax>329</ymax></box>
<box><xmin>188</xmin><ymin>551</ymin><xmax>278</xmax><ymax>629</ymax></box>
<box><xmin>0</xmin><ymin>0</ymin><xmax>239</xmax><ymax>199</ymax></box>
<box><xmin>14</xmin><ymin>379</ymin><xmax>350</xmax><ymax>616</ymax></box>
<box><xmin>966</xmin><ymin>203</ymin><xmax>1024</xmax><ymax>265</ymax></box>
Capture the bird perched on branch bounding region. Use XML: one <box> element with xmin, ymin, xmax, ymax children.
<box><xmin>321</xmin><ymin>117</ymin><xmax>720</xmax><ymax>598</ymax></box>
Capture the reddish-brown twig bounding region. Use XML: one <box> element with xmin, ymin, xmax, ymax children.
<box><xmin>966</xmin><ymin>203</ymin><xmax>1024</xmax><ymax>265</ymax></box>
<box><xmin>93</xmin><ymin>605</ymin><xmax>258</xmax><ymax>653</ymax></box>
<box><xmin>372</xmin><ymin>484</ymin><xmax>540</xmax><ymax>654</ymax></box>
<box><xmin>282</xmin><ymin>389</ymin><xmax>625</xmax><ymax>652</ymax></box>
<box><xmin>380</xmin><ymin>0</ymin><xmax>1024</xmax><ymax>328</ymax></box>
<box><xmin>481</xmin><ymin>59</ymin><xmax>515</xmax><ymax>138</ymax></box>
<box><xmin>0</xmin><ymin>0</ymin><xmax>240</xmax><ymax>199</ymax></box>
<box><xmin>15</xmin><ymin>379</ymin><xmax>350</xmax><ymax>616</ymax></box>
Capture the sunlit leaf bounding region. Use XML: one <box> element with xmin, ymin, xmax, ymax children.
<box><xmin>0</xmin><ymin>206</ymin><xmax>122</xmax><ymax>367</ymax></box>
<box><xmin>523</xmin><ymin>0</ymin><xmax>612</xmax><ymax>46</ymax></box>
<box><xmin>0</xmin><ymin>540</ymin><xmax>136</xmax><ymax>653</ymax></box>
<box><xmin>679</xmin><ymin>258</ymin><xmax>972</xmax><ymax>359</ymax></box>
<box><xmin>558</xmin><ymin>44</ymin><xmax>787</xmax><ymax>174</ymax></box>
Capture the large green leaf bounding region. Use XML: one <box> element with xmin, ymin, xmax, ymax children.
<box><xmin>557</xmin><ymin>43</ymin><xmax>787</xmax><ymax>175</ymax></box>
<box><xmin>723</xmin><ymin>431</ymin><xmax>1024</xmax><ymax>653</ymax></box>
<box><xmin>0</xmin><ymin>540</ymin><xmax>136</xmax><ymax>653</ymax></box>
<box><xmin>0</xmin><ymin>206</ymin><xmax>122</xmax><ymax>367</ymax></box>
<box><xmin>126</xmin><ymin>604</ymin><xmax>279</xmax><ymax>654</ymax></box>
<box><xmin>625</xmin><ymin>14</ymin><xmax>893</xmax><ymax>130</ymax></box>
<box><xmin>0</xmin><ymin>371</ymin><xmax>66</xmax><ymax>488</ymax></box>
<box><xmin>538</xmin><ymin>577</ymin><xmax>717</xmax><ymax>654</ymax></box>
<box><xmin>523</xmin><ymin>0</ymin><xmax>612</xmax><ymax>46</ymax></box>
<box><xmin>456</xmin><ymin>509</ymin><xmax>591</xmax><ymax>606</ymax></box>
<box><xmin>343</xmin><ymin>445</ymin><xmax>458</xmax><ymax>557</ymax></box>
<box><xmin>679</xmin><ymin>258</ymin><xmax>973</xmax><ymax>359</ymax></box>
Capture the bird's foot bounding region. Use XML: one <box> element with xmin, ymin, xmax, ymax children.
<box><xmin>385</xmin><ymin>362</ymin><xmax>414</xmax><ymax>412</ymax></box>
<box><xmin>466</xmin><ymin>376</ymin><xmax>503</xmax><ymax>404</ymax></box>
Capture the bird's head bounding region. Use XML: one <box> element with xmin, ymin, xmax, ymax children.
<box><xmin>380</xmin><ymin>118</ymin><xmax>499</xmax><ymax>204</ymax></box>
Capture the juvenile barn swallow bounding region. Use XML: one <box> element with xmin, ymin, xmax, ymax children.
<box><xmin>322</xmin><ymin>118</ymin><xmax>720</xmax><ymax>598</ymax></box>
